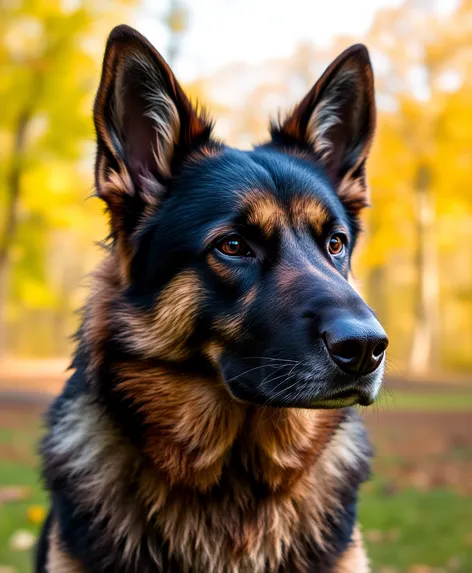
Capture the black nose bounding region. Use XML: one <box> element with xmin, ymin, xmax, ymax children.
<box><xmin>323</xmin><ymin>317</ymin><xmax>388</xmax><ymax>376</ymax></box>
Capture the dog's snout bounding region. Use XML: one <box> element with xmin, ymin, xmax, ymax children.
<box><xmin>322</xmin><ymin>317</ymin><xmax>388</xmax><ymax>376</ymax></box>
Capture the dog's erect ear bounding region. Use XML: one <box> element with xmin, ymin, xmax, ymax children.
<box><xmin>93</xmin><ymin>25</ymin><xmax>213</xmax><ymax>279</ymax></box>
<box><xmin>271</xmin><ymin>44</ymin><xmax>376</xmax><ymax>215</ymax></box>
<box><xmin>94</xmin><ymin>25</ymin><xmax>213</xmax><ymax>224</ymax></box>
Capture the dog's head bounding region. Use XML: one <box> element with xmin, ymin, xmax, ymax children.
<box><xmin>93</xmin><ymin>25</ymin><xmax>387</xmax><ymax>410</ymax></box>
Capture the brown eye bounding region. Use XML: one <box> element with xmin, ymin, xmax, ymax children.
<box><xmin>328</xmin><ymin>234</ymin><xmax>346</xmax><ymax>256</ymax></box>
<box><xmin>216</xmin><ymin>235</ymin><xmax>254</xmax><ymax>257</ymax></box>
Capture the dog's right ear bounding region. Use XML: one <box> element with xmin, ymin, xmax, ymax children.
<box><xmin>94</xmin><ymin>25</ymin><xmax>213</xmax><ymax>271</ymax></box>
<box><xmin>270</xmin><ymin>45</ymin><xmax>375</xmax><ymax>221</ymax></box>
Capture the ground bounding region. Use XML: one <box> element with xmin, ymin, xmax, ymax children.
<box><xmin>361</xmin><ymin>408</ymin><xmax>472</xmax><ymax>572</ymax></box>
<box><xmin>0</xmin><ymin>375</ymin><xmax>471</xmax><ymax>573</ymax></box>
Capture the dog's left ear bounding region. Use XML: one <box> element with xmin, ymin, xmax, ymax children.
<box><xmin>93</xmin><ymin>25</ymin><xmax>213</xmax><ymax>280</ymax></box>
<box><xmin>94</xmin><ymin>25</ymin><xmax>212</xmax><ymax>190</ymax></box>
<box><xmin>271</xmin><ymin>44</ymin><xmax>376</xmax><ymax>214</ymax></box>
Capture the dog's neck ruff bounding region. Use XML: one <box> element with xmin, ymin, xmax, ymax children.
<box><xmin>43</xmin><ymin>358</ymin><xmax>371</xmax><ymax>573</ymax></box>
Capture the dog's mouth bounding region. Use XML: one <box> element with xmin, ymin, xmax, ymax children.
<box><xmin>307</xmin><ymin>387</ymin><xmax>375</xmax><ymax>409</ymax></box>
<box><xmin>223</xmin><ymin>372</ymin><xmax>380</xmax><ymax>410</ymax></box>
<box><xmin>219</xmin><ymin>352</ymin><xmax>384</xmax><ymax>410</ymax></box>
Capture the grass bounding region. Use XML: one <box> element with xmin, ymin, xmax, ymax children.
<box><xmin>379</xmin><ymin>390</ymin><xmax>472</xmax><ymax>411</ymax></box>
<box><xmin>360</xmin><ymin>479</ymin><xmax>472</xmax><ymax>572</ymax></box>
<box><xmin>0</xmin><ymin>391</ymin><xmax>471</xmax><ymax>573</ymax></box>
<box><xmin>0</xmin><ymin>423</ymin><xmax>47</xmax><ymax>573</ymax></box>
<box><xmin>0</xmin><ymin>464</ymin><xmax>47</xmax><ymax>572</ymax></box>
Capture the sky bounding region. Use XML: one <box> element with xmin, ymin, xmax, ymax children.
<box><xmin>136</xmin><ymin>0</ymin><xmax>404</xmax><ymax>81</ymax></box>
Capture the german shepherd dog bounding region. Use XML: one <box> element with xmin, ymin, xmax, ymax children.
<box><xmin>37</xmin><ymin>25</ymin><xmax>388</xmax><ymax>573</ymax></box>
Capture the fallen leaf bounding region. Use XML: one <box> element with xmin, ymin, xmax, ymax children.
<box><xmin>365</xmin><ymin>529</ymin><xmax>383</xmax><ymax>543</ymax></box>
<box><xmin>385</xmin><ymin>528</ymin><xmax>400</xmax><ymax>542</ymax></box>
<box><xmin>407</xmin><ymin>566</ymin><xmax>433</xmax><ymax>573</ymax></box>
<box><xmin>447</xmin><ymin>556</ymin><xmax>461</xmax><ymax>570</ymax></box>
<box><xmin>0</xmin><ymin>486</ymin><xmax>31</xmax><ymax>504</ymax></box>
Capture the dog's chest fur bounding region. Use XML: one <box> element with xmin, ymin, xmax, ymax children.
<box><xmin>41</xmin><ymin>370</ymin><xmax>371</xmax><ymax>573</ymax></box>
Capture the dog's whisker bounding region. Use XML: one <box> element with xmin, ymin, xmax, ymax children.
<box><xmin>264</xmin><ymin>362</ymin><xmax>301</xmax><ymax>392</ymax></box>
<box><xmin>255</xmin><ymin>363</ymin><xmax>301</xmax><ymax>403</ymax></box>
<box><xmin>260</xmin><ymin>370</ymin><xmax>301</xmax><ymax>409</ymax></box>
<box><xmin>268</xmin><ymin>374</ymin><xmax>301</xmax><ymax>401</ymax></box>
<box><xmin>254</xmin><ymin>364</ymin><xmax>292</xmax><ymax>389</ymax></box>
<box><xmin>260</xmin><ymin>362</ymin><xmax>298</xmax><ymax>382</ymax></box>
<box><xmin>225</xmin><ymin>363</ymin><xmax>283</xmax><ymax>384</ymax></box>
<box><xmin>241</xmin><ymin>357</ymin><xmax>299</xmax><ymax>363</ymax></box>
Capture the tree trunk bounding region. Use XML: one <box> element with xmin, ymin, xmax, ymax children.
<box><xmin>0</xmin><ymin>106</ymin><xmax>33</xmax><ymax>355</ymax></box>
<box><xmin>365</xmin><ymin>215</ymin><xmax>388</xmax><ymax>328</ymax></box>
<box><xmin>409</xmin><ymin>164</ymin><xmax>440</xmax><ymax>374</ymax></box>
<box><xmin>368</xmin><ymin>264</ymin><xmax>388</xmax><ymax>324</ymax></box>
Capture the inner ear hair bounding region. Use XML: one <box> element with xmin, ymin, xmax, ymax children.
<box><xmin>112</xmin><ymin>51</ymin><xmax>182</xmax><ymax>181</ymax></box>
<box><xmin>270</xmin><ymin>44</ymin><xmax>375</xmax><ymax>185</ymax></box>
<box><xmin>306</xmin><ymin>63</ymin><xmax>367</xmax><ymax>165</ymax></box>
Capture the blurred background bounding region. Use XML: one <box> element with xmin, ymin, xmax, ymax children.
<box><xmin>0</xmin><ymin>0</ymin><xmax>471</xmax><ymax>571</ymax></box>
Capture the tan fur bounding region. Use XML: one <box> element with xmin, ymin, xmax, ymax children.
<box><xmin>47</xmin><ymin>522</ymin><xmax>84</xmax><ymax>573</ymax></box>
<box><xmin>334</xmin><ymin>527</ymin><xmax>370</xmax><ymax>573</ymax></box>
<box><xmin>248</xmin><ymin>408</ymin><xmax>342</xmax><ymax>491</ymax></box>
<box><xmin>95</xmin><ymin>163</ymin><xmax>164</xmax><ymax>283</ymax></box>
<box><xmin>290</xmin><ymin>195</ymin><xmax>330</xmax><ymax>234</ymax></box>
<box><xmin>116</xmin><ymin>363</ymin><xmax>245</xmax><ymax>490</ymax></box>
<box><xmin>116</xmin><ymin>270</ymin><xmax>204</xmax><ymax>360</ymax></box>
<box><xmin>241</xmin><ymin>191</ymin><xmax>285</xmax><ymax>237</ymax></box>
<box><xmin>96</xmin><ymin>162</ymin><xmax>136</xmax><ymax>282</ymax></box>
<box><xmin>83</xmin><ymin>255</ymin><xmax>122</xmax><ymax>374</ymax></box>
<box><xmin>241</xmin><ymin>285</ymin><xmax>258</xmax><ymax>307</ymax></box>
<box><xmin>337</xmin><ymin>171</ymin><xmax>370</xmax><ymax>217</ymax></box>
<box><xmin>213</xmin><ymin>313</ymin><xmax>246</xmax><ymax>342</ymax></box>
<box><xmin>187</xmin><ymin>144</ymin><xmax>222</xmax><ymax>163</ymax></box>
<box><xmin>204</xmin><ymin>340</ymin><xmax>224</xmax><ymax>366</ymax></box>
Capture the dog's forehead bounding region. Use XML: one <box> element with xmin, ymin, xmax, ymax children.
<box><xmin>175</xmin><ymin>147</ymin><xmax>345</xmax><ymax>228</ymax></box>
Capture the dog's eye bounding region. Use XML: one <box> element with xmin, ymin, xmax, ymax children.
<box><xmin>328</xmin><ymin>233</ymin><xmax>346</xmax><ymax>257</ymax></box>
<box><xmin>216</xmin><ymin>235</ymin><xmax>254</xmax><ymax>258</ymax></box>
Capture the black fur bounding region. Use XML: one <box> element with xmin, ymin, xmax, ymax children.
<box><xmin>34</xmin><ymin>509</ymin><xmax>52</xmax><ymax>573</ymax></box>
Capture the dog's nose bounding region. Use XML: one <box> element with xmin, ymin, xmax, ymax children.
<box><xmin>323</xmin><ymin>317</ymin><xmax>388</xmax><ymax>376</ymax></box>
